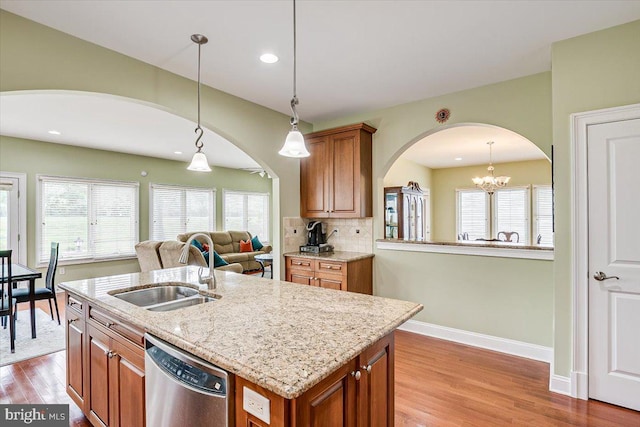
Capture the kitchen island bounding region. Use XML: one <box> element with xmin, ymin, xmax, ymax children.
<box><xmin>60</xmin><ymin>266</ymin><xmax>422</xmax><ymax>426</ymax></box>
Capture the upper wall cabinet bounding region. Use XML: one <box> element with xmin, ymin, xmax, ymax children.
<box><xmin>301</xmin><ymin>123</ymin><xmax>376</xmax><ymax>218</ymax></box>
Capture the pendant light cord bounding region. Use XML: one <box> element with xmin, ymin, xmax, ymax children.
<box><xmin>194</xmin><ymin>39</ymin><xmax>204</xmax><ymax>151</ymax></box>
<box><xmin>290</xmin><ymin>0</ymin><xmax>299</xmax><ymax>127</ymax></box>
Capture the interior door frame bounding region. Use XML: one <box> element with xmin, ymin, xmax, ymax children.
<box><xmin>570</xmin><ymin>102</ymin><xmax>640</xmax><ymax>400</ymax></box>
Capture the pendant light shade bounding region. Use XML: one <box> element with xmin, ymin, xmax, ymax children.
<box><xmin>187</xmin><ymin>34</ymin><xmax>211</xmax><ymax>172</ymax></box>
<box><xmin>279</xmin><ymin>0</ymin><xmax>310</xmax><ymax>158</ymax></box>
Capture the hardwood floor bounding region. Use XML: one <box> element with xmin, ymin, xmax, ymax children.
<box><xmin>2</xmin><ymin>304</ymin><xmax>639</xmax><ymax>426</ymax></box>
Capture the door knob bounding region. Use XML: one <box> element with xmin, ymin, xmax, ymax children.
<box><xmin>594</xmin><ymin>271</ymin><xmax>619</xmax><ymax>281</ymax></box>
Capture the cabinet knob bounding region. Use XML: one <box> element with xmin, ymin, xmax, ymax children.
<box><xmin>105</xmin><ymin>322</ymin><xmax>115</xmax><ymax>328</ymax></box>
<box><xmin>362</xmin><ymin>364</ymin><xmax>372</xmax><ymax>373</ymax></box>
<box><xmin>107</xmin><ymin>350</ymin><xmax>118</xmax><ymax>359</ymax></box>
<box><xmin>68</xmin><ymin>318</ymin><xmax>77</xmax><ymax>324</ymax></box>
<box><xmin>350</xmin><ymin>370</ymin><xmax>361</xmax><ymax>380</ymax></box>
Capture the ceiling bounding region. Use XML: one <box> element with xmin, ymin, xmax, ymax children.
<box><xmin>400</xmin><ymin>125</ymin><xmax>547</xmax><ymax>169</ymax></box>
<box><xmin>1</xmin><ymin>1</ymin><xmax>639</xmax><ymax>167</ymax></box>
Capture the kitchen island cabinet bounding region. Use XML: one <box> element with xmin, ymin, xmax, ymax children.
<box><xmin>60</xmin><ymin>267</ymin><xmax>421</xmax><ymax>426</ymax></box>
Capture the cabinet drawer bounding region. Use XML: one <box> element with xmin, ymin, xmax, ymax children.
<box><xmin>66</xmin><ymin>293</ymin><xmax>85</xmax><ymax>315</ymax></box>
<box><xmin>287</xmin><ymin>257</ymin><xmax>314</xmax><ymax>272</ymax></box>
<box><xmin>88</xmin><ymin>305</ymin><xmax>144</xmax><ymax>347</ymax></box>
<box><xmin>316</xmin><ymin>260</ymin><xmax>345</xmax><ymax>275</ymax></box>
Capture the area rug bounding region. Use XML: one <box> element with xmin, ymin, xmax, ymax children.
<box><xmin>0</xmin><ymin>308</ymin><xmax>65</xmax><ymax>367</ymax></box>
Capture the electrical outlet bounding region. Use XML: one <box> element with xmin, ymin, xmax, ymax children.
<box><xmin>243</xmin><ymin>387</ymin><xmax>270</xmax><ymax>424</ymax></box>
<box><xmin>59</xmin><ymin>267</ymin><xmax>66</xmax><ymax>275</ymax></box>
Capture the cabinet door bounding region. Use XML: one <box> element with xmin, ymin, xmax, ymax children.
<box><xmin>330</xmin><ymin>131</ymin><xmax>359</xmax><ymax>217</ymax></box>
<box><xmin>300</xmin><ymin>136</ymin><xmax>330</xmax><ymax>218</ymax></box>
<box><xmin>66</xmin><ymin>312</ymin><xmax>85</xmax><ymax>409</ymax></box>
<box><xmin>358</xmin><ymin>333</ymin><xmax>394</xmax><ymax>427</ymax></box>
<box><xmin>112</xmin><ymin>338</ymin><xmax>145</xmax><ymax>427</ymax></box>
<box><xmin>88</xmin><ymin>326</ymin><xmax>111</xmax><ymax>427</ymax></box>
<box><xmin>295</xmin><ymin>359</ymin><xmax>358</xmax><ymax>427</ymax></box>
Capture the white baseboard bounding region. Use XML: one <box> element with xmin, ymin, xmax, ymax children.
<box><xmin>398</xmin><ymin>319</ymin><xmax>553</xmax><ymax>363</ymax></box>
<box><xmin>549</xmin><ymin>374</ymin><xmax>572</xmax><ymax>396</ymax></box>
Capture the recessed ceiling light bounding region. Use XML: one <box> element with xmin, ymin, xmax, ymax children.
<box><xmin>260</xmin><ymin>53</ymin><xmax>279</xmax><ymax>64</ymax></box>
<box><xmin>48</xmin><ymin>130</ymin><xmax>61</xmax><ymax>135</ymax></box>
<box><xmin>455</xmin><ymin>157</ymin><xmax>463</xmax><ymax>161</ymax></box>
<box><xmin>174</xmin><ymin>151</ymin><xmax>183</xmax><ymax>155</ymax></box>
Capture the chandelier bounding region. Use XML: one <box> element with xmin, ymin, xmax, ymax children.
<box><xmin>472</xmin><ymin>141</ymin><xmax>510</xmax><ymax>194</ymax></box>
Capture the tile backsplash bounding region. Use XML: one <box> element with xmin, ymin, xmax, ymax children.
<box><xmin>283</xmin><ymin>217</ymin><xmax>373</xmax><ymax>253</ymax></box>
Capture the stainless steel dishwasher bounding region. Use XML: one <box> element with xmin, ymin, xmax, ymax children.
<box><xmin>145</xmin><ymin>334</ymin><xmax>232</xmax><ymax>427</ymax></box>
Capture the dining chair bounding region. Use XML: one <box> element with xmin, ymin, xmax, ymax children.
<box><xmin>13</xmin><ymin>242</ymin><xmax>60</xmax><ymax>325</ymax></box>
<box><xmin>0</xmin><ymin>249</ymin><xmax>17</xmax><ymax>353</ymax></box>
<box><xmin>497</xmin><ymin>231</ymin><xmax>520</xmax><ymax>243</ymax></box>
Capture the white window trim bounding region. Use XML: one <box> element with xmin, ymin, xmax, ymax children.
<box><xmin>0</xmin><ymin>171</ymin><xmax>27</xmax><ymax>264</ymax></box>
<box><xmin>149</xmin><ymin>183</ymin><xmax>217</xmax><ymax>240</ymax></box>
<box><xmin>36</xmin><ymin>174</ymin><xmax>140</xmax><ymax>267</ymax></box>
<box><xmin>222</xmin><ymin>189</ymin><xmax>271</xmax><ymax>243</ymax></box>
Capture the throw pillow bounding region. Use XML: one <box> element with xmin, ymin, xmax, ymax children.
<box><xmin>250</xmin><ymin>235</ymin><xmax>264</xmax><ymax>251</ymax></box>
<box><xmin>202</xmin><ymin>243</ymin><xmax>210</xmax><ymax>252</ymax></box>
<box><xmin>239</xmin><ymin>239</ymin><xmax>253</xmax><ymax>253</ymax></box>
<box><xmin>190</xmin><ymin>239</ymin><xmax>204</xmax><ymax>252</ymax></box>
<box><xmin>213</xmin><ymin>251</ymin><xmax>229</xmax><ymax>267</ymax></box>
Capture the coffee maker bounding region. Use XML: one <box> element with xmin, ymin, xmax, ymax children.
<box><xmin>306</xmin><ymin>221</ymin><xmax>326</xmax><ymax>246</ymax></box>
<box><xmin>300</xmin><ymin>221</ymin><xmax>333</xmax><ymax>253</ymax></box>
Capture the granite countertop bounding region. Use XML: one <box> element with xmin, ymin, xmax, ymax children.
<box><xmin>378</xmin><ymin>238</ymin><xmax>554</xmax><ymax>251</ymax></box>
<box><xmin>283</xmin><ymin>251</ymin><xmax>374</xmax><ymax>262</ymax></box>
<box><xmin>59</xmin><ymin>266</ymin><xmax>421</xmax><ymax>399</ymax></box>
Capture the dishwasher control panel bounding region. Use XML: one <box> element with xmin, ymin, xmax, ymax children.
<box><xmin>147</xmin><ymin>344</ymin><xmax>226</xmax><ymax>395</ymax></box>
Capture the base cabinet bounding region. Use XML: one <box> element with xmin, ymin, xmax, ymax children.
<box><xmin>285</xmin><ymin>255</ymin><xmax>373</xmax><ymax>295</ymax></box>
<box><xmin>65</xmin><ymin>292</ymin><xmax>145</xmax><ymax>427</ymax></box>
<box><xmin>236</xmin><ymin>332</ymin><xmax>395</xmax><ymax>427</ymax></box>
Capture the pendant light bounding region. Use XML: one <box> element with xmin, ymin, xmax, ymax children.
<box><xmin>278</xmin><ymin>0</ymin><xmax>310</xmax><ymax>158</ymax></box>
<box><xmin>187</xmin><ymin>34</ymin><xmax>212</xmax><ymax>172</ymax></box>
<box><xmin>472</xmin><ymin>141</ymin><xmax>511</xmax><ymax>194</ymax></box>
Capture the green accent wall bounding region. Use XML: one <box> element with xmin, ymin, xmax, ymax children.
<box><xmin>431</xmin><ymin>159</ymin><xmax>551</xmax><ymax>242</ymax></box>
<box><xmin>551</xmin><ymin>20</ymin><xmax>640</xmax><ymax>376</ymax></box>
<box><xmin>0</xmin><ymin>135</ymin><xmax>271</xmax><ymax>283</ymax></box>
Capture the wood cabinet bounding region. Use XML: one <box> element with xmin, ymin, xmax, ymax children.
<box><xmin>65</xmin><ymin>296</ymin><xmax>85</xmax><ymax>410</ymax></box>
<box><xmin>301</xmin><ymin>123</ymin><xmax>376</xmax><ymax>218</ymax></box>
<box><xmin>385</xmin><ymin>183</ymin><xmax>427</xmax><ymax>241</ymax></box>
<box><xmin>235</xmin><ymin>332</ymin><xmax>395</xmax><ymax>427</ymax></box>
<box><xmin>65</xmin><ymin>292</ymin><xmax>145</xmax><ymax>427</ymax></box>
<box><xmin>285</xmin><ymin>255</ymin><xmax>373</xmax><ymax>295</ymax></box>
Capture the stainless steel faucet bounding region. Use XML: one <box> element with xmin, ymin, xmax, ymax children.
<box><xmin>179</xmin><ymin>233</ymin><xmax>217</xmax><ymax>290</ymax></box>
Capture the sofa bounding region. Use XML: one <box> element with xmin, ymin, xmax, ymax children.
<box><xmin>177</xmin><ymin>231</ymin><xmax>272</xmax><ymax>273</ymax></box>
<box><xmin>134</xmin><ymin>240</ymin><xmax>243</xmax><ymax>273</ymax></box>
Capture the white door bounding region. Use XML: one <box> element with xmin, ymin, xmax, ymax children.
<box><xmin>588</xmin><ymin>117</ymin><xmax>640</xmax><ymax>410</ymax></box>
<box><xmin>0</xmin><ymin>175</ymin><xmax>24</xmax><ymax>263</ymax></box>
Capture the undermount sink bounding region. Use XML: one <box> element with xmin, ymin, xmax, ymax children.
<box><xmin>112</xmin><ymin>284</ymin><xmax>216</xmax><ymax>311</ymax></box>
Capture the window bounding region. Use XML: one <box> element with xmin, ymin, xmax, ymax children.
<box><xmin>38</xmin><ymin>176</ymin><xmax>139</xmax><ymax>264</ymax></box>
<box><xmin>150</xmin><ymin>184</ymin><xmax>216</xmax><ymax>241</ymax></box>
<box><xmin>457</xmin><ymin>186</ymin><xmax>531</xmax><ymax>244</ymax></box>
<box><xmin>223</xmin><ymin>190</ymin><xmax>270</xmax><ymax>241</ymax></box>
<box><xmin>534</xmin><ymin>185</ymin><xmax>553</xmax><ymax>246</ymax></box>
<box><xmin>493</xmin><ymin>187</ymin><xmax>530</xmax><ymax>244</ymax></box>
<box><xmin>456</xmin><ymin>189</ymin><xmax>488</xmax><ymax>240</ymax></box>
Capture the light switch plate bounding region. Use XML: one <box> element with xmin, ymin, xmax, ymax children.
<box><xmin>243</xmin><ymin>386</ymin><xmax>270</xmax><ymax>424</ymax></box>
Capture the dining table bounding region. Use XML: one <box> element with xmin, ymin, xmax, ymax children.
<box><xmin>0</xmin><ymin>263</ymin><xmax>42</xmax><ymax>339</ymax></box>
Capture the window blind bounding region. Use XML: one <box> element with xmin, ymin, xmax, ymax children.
<box><xmin>39</xmin><ymin>176</ymin><xmax>138</xmax><ymax>264</ymax></box>
<box><xmin>493</xmin><ymin>187</ymin><xmax>530</xmax><ymax>244</ymax></box>
<box><xmin>457</xmin><ymin>189</ymin><xmax>488</xmax><ymax>240</ymax></box>
<box><xmin>150</xmin><ymin>184</ymin><xmax>215</xmax><ymax>241</ymax></box>
<box><xmin>534</xmin><ymin>186</ymin><xmax>554</xmax><ymax>246</ymax></box>
<box><xmin>224</xmin><ymin>190</ymin><xmax>270</xmax><ymax>241</ymax></box>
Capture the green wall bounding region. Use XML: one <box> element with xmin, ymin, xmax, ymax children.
<box><xmin>431</xmin><ymin>159</ymin><xmax>551</xmax><ymax>241</ymax></box>
<box><xmin>0</xmin><ymin>135</ymin><xmax>271</xmax><ymax>283</ymax></box>
<box><xmin>551</xmin><ymin>20</ymin><xmax>640</xmax><ymax>376</ymax></box>
<box><xmin>383</xmin><ymin>157</ymin><xmax>432</xmax><ymax>189</ymax></box>
<box><xmin>315</xmin><ymin>72</ymin><xmax>555</xmax><ymax>347</ymax></box>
